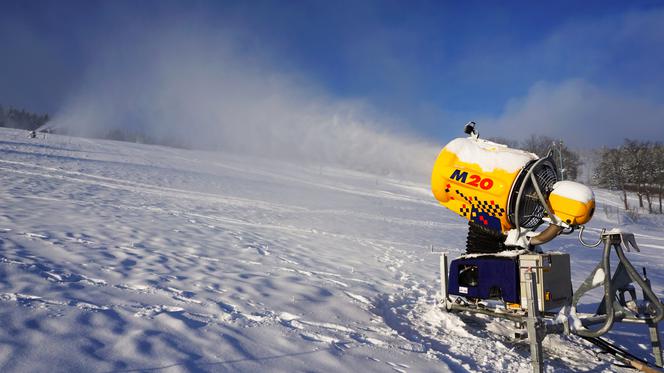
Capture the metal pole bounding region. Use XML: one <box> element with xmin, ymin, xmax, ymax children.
<box><xmin>558</xmin><ymin>140</ymin><xmax>565</xmax><ymax>180</ymax></box>
<box><xmin>647</xmin><ymin>321</ymin><xmax>663</xmax><ymax>368</ymax></box>
<box><xmin>440</xmin><ymin>253</ymin><xmax>449</xmax><ymax>309</ymax></box>
<box><xmin>573</xmin><ymin>237</ymin><xmax>615</xmax><ymax>337</ymax></box>
<box><xmin>525</xmin><ymin>270</ymin><xmax>544</xmax><ymax>373</ymax></box>
<box><xmin>643</xmin><ymin>274</ymin><xmax>663</xmax><ymax>367</ymax></box>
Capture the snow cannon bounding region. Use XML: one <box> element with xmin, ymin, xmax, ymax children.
<box><xmin>434</xmin><ymin>123</ymin><xmax>664</xmax><ymax>373</ymax></box>
<box><xmin>431</xmin><ymin>123</ymin><xmax>594</xmax><ymax>252</ymax></box>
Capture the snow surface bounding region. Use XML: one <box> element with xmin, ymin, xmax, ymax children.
<box><xmin>591</xmin><ymin>268</ymin><xmax>605</xmax><ymax>287</ymax></box>
<box><xmin>443</xmin><ymin>137</ymin><xmax>537</xmax><ymax>172</ymax></box>
<box><xmin>0</xmin><ymin>127</ymin><xmax>663</xmax><ymax>372</ymax></box>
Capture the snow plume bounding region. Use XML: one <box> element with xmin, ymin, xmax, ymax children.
<box><xmin>50</xmin><ymin>24</ymin><xmax>439</xmax><ymax>181</ymax></box>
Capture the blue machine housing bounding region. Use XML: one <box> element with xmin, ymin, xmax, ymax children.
<box><xmin>448</xmin><ymin>256</ymin><xmax>520</xmax><ymax>303</ymax></box>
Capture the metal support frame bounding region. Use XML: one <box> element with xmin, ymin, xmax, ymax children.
<box><xmin>644</xmin><ymin>275</ymin><xmax>663</xmax><ymax>368</ymax></box>
<box><xmin>440</xmin><ymin>253</ymin><xmax>449</xmax><ymax>309</ymax></box>
<box><xmin>648</xmin><ymin>320</ymin><xmax>662</xmax><ymax>368</ymax></box>
<box><xmin>439</xmin><ymin>254</ymin><xmax>545</xmax><ymax>373</ymax></box>
<box><xmin>572</xmin><ymin>231</ymin><xmax>664</xmax><ymax>367</ymax></box>
<box><xmin>524</xmin><ymin>270</ymin><xmax>544</xmax><ymax>373</ymax></box>
<box><xmin>438</xmin><ymin>229</ymin><xmax>664</xmax><ymax>371</ymax></box>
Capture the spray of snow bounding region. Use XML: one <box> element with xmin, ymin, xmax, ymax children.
<box><xmin>48</xmin><ymin>23</ymin><xmax>439</xmax><ymax>181</ymax></box>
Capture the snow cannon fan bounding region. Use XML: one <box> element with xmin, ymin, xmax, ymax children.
<box><xmin>431</xmin><ymin>122</ymin><xmax>595</xmax><ymax>253</ymax></box>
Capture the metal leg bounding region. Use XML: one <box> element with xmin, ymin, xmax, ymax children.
<box><xmin>440</xmin><ymin>253</ymin><xmax>449</xmax><ymax>310</ymax></box>
<box><xmin>641</xmin><ymin>274</ymin><xmax>664</xmax><ymax>368</ymax></box>
<box><xmin>525</xmin><ymin>271</ymin><xmax>544</xmax><ymax>373</ymax></box>
<box><xmin>647</xmin><ymin>321</ymin><xmax>663</xmax><ymax>367</ymax></box>
<box><xmin>572</xmin><ymin>239</ymin><xmax>615</xmax><ymax>337</ymax></box>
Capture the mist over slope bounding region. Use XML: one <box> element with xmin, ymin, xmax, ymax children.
<box><xmin>49</xmin><ymin>24</ymin><xmax>440</xmax><ymax>181</ymax></box>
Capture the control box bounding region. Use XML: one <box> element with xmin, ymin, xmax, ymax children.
<box><xmin>446</xmin><ymin>252</ymin><xmax>572</xmax><ymax>312</ymax></box>
<box><xmin>519</xmin><ymin>253</ymin><xmax>572</xmax><ymax>312</ymax></box>
<box><xmin>448</xmin><ymin>255</ymin><xmax>521</xmax><ymax>303</ymax></box>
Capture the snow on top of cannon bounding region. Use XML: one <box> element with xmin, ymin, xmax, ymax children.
<box><xmin>444</xmin><ymin>137</ymin><xmax>538</xmax><ymax>173</ymax></box>
<box><xmin>551</xmin><ymin>180</ymin><xmax>595</xmax><ymax>203</ymax></box>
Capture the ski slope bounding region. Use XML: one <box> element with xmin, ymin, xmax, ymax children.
<box><xmin>0</xmin><ymin>127</ymin><xmax>662</xmax><ymax>372</ymax></box>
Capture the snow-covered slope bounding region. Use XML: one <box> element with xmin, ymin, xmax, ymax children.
<box><xmin>1</xmin><ymin>128</ymin><xmax>662</xmax><ymax>372</ymax></box>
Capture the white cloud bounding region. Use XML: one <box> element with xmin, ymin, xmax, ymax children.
<box><xmin>483</xmin><ymin>79</ymin><xmax>664</xmax><ymax>147</ymax></box>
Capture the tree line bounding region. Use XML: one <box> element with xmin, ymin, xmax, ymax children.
<box><xmin>0</xmin><ymin>105</ymin><xmax>49</xmax><ymax>131</ymax></box>
<box><xmin>0</xmin><ymin>104</ymin><xmax>189</xmax><ymax>148</ymax></box>
<box><xmin>594</xmin><ymin>140</ymin><xmax>664</xmax><ymax>214</ymax></box>
<box><xmin>1</xmin><ymin>104</ymin><xmax>659</xmax><ymax>215</ymax></box>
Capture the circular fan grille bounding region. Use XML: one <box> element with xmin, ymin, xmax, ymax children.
<box><xmin>508</xmin><ymin>159</ymin><xmax>558</xmax><ymax>229</ymax></box>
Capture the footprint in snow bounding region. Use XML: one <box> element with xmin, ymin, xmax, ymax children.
<box><xmin>24</xmin><ymin>232</ymin><xmax>49</xmax><ymax>239</ymax></box>
<box><xmin>251</xmin><ymin>244</ymin><xmax>269</xmax><ymax>256</ymax></box>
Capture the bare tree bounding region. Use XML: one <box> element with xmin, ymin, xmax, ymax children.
<box><xmin>622</xmin><ymin>139</ymin><xmax>650</xmax><ymax>209</ymax></box>
<box><xmin>642</xmin><ymin>142</ymin><xmax>658</xmax><ymax>214</ymax></box>
<box><xmin>594</xmin><ymin>147</ymin><xmax>629</xmax><ymax>210</ymax></box>
<box><xmin>521</xmin><ymin>135</ymin><xmax>582</xmax><ymax>180</ymax></box>
<box><xmin>655</xmin><ymin>143</ymin><xmax>664</xmax><ymax>214</ymax></box>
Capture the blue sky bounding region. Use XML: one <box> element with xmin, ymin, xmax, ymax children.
<box><xmin>1</xmin><ymin>0</ymin><xmax>663</xmax><ymax>147</ymax></box>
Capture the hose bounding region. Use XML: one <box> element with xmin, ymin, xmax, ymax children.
<box><xmin>574</xmin><ymin>238</ymin><xmax>615</xmax><ymax>337</ymax></box>
<box><xmin>529</xmin><ymin>225</ymin><xmax>564</xmax><ymax>246</ymax></box>
<box><xmin>574</xmin><ymin>235</ymin><xmax>664</xmax><ymax>338</ymax></box>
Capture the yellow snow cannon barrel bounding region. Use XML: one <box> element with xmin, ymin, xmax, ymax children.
<box><xmin>548</xmin><ymin>180</ymin><xmax>595</xmax><ymax>226</ymax></box>
<box><xmin>431</xmin><ymin>137</ymin><xmax>539</xmax><ymax>233</ymax></box>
